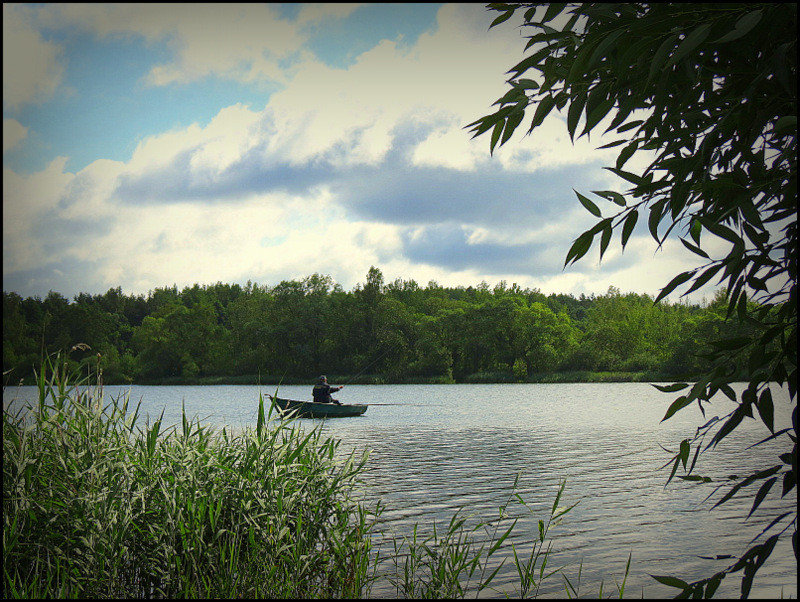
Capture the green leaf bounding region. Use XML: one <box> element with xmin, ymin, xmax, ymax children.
<box><xmin>705</xmin><ymin>573</ymin><xmax>726</xmax><ymax>597</ymax></box>
<box><xmin>713</xmin><ymin>10</ymin><xmax>763</xmax><ymax>43</ymax></box>
<box><xmin>773</xmin><ymin>115</ymin><xmax>797</xmax><ymax>135</ymax></box>
<box><xmin>653</xmin><ymin>382</ymin><xmax>689</xmax><ymax>393</ymax></box>
<box><xmin>678</xmin><ymin>475</ymin><xmax>713</xmax><ymax>483</ymax></box>
<box><xmin>689</xmin><ymin>218</ymin><xmax>702</xmax><ymax>244</ymax></box>
<box><xmin>565</xmin><ymin>231</ymin><xmax>595</xmax><ymax>266</ymax></box>
<box><xmin>648</xmin><ymin>199</ymin><xmax>666</xmax><ymax>241</ymax></box>
<box><xmin>508</xmin><ymin>46</ymin><xmax>552</xmax><ymax>78</ymax></box>
<box><xmin>574</xmin><ymin>190</ymin><xmax>602</xmax><ymax>217</ymax></box>
<box><xmin>542</xmin><ymin>3</ymin><xmax>567</xmax><ymax>23</ymax></box>
<box><xmin>684</xmin><ymin>264</ymin><xmax>723</xmax><ymax>295</ymax></box>
<box><xmin>616</xmin><ymin>140</ymin><xmax>639</xmax><ymax>170</ymax></box>
<box><xmin>755</xmin><ymin>388</ymin><xmax>774</xmax><ymax>433</ymax></box>
<box><xmin>501</xmin><ymin>107</ymin><xmax>525</xmax><ymax>145</ymax></box>
<box><xmin>489</xmin><ymin>9</ymin><xmax>515</xmax><ymax>29</ymax></box>
<box><xmin>599</xmin><ymin>221</ymin><xmax>612</xmax><ymax>261</ymax></box>
<box><xmin>597</xmin><ymin>139</ymin><xmax>627</xmax><ymax>149</ymax></box>
<box><xmin>616</xmin><ymin>119</ymin><xmax>643</xmax><ymax>134</ymax></box>
<box><xmin>593</xmin><ymin>190</ymin><xmax>626</xmax><ymax>206</ymax></box>
<box><xmin>707</xmin><ymin>406</ymin><xmax>748</xmax><ymax>450</ymax></box>
<box><xmin>582</xmin><ymin>97</ymin><xmax>615</xmax><ymax>137</ymax></box>
<box><xmin>680</xmin><ymin>238</ymin><xmax>710</xmax><ymax>259</ymax></box>
<box><xmin>490</xmin><ymin>120</ymin><xmax>504</xmax><ymax>155</ymax></box>
<box><xmin>553</xmin><ymin>500</ymin><xmax>579</xmax><ymax>520</ymax></box>
<box><xmin>529</xmin><ymin>95</ymin><xmax>556</xmax><ymax>130</ymax></box>
<box><xmin>748</xmin><ymin>477</ymin><xmax>777</xmax><ymax>518</ymax></box>
<box><xmin>517</xmin><ymin>78</ymin><xmax>540</xmax><ymax>90</ymax></box>
<box><xmin>566</xmin><ymin>37</ymin><xmax>595</xmax><ymax>83</ymax></box>
<box><xmin>650</xmin><ymin>575</ymin><xmax>689</xmax><ymax>590</ymax></box>
<box><xmin>783</xmin><ymin>470</ymin><xmax>796</xmax><ymax>496</ymax></box>
<box><xmin>604</xmin><ymin>166</ymin><xmax>644</xmax><ymax>186</ymax></box>
<box><xmin>666</xmin><ymin>23</ymin><xmax>712</xmax><ymax>68</ymax></box>
<box><xmin>662</xmin><ymin>395</ymin><xmax>692</xmax><ymax>421</ymax></box>
<box><xmin>702</xmin><ymin>220</ymin><xmax>742</xmax><ymax>245</ymax></box>
<box><xmin>494</xmin><ymin>86</ymin><xmax>527</xmax><ymax>106</ymax></box>
<box><xmin>719</xmin><ymin>383</ymin><xmax>737</xmax><ymax>401</ymax></box>
<box><xmin>587</xmin><ymin>29</ymin><xmax>625</xmax><ymax>71</ymax></box>
<box><xmin>713</xmin><ymin>465</ymin><xmax>782</xmax><ymax>507</ymax></box>
<box><xmin>647</xmin><ymin>34</ymin><xmax>678</xmax><ymax>84</ymax></box>
<box><xmin>655</xmin><ymin>271</ymin><xmax>694</xmax><ymax>303</ymax></box>
<box><xmin>621</xmin><ymin>210</ymin><xmax>638</xmax><ymax>249</ymax></box>
<box><xmin>679</xmin><ymin>439</ymin><xmax>691</xmax><ymax>469</ymax></box>
<box><xmin>567</xmin><ymin>88</ymin><xmax>587</xmax><ymax>141</ymax></box>
<box><xmin>552</xmin><ymin>479</ymin><xmax>564</xmax><ymax>514</ymax></box>
<box><xmin>488</xmin><ymin>520</ymin><xmax>517</xmax><ymax>555</ymax></box>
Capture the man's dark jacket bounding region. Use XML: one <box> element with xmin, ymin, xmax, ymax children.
<box><xmin>312</xmin><ymin>383</ymin><xmax>341</xmax><ymax>403</ymax></box>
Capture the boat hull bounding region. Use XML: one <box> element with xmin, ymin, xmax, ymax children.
<box><xmin>269</xmin><ymin>396</ymin><xmax>368</xmax><ymax>418</ymax></box>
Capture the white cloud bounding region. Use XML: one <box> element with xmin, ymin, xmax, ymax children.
<box><xmin>2</xmin><ymin>3</ymin><xmax>716</xmax><ymax>303</ymax></box>
<box><xmin>31</xmin><ymin>3</ymin><xmax>357</xmax><ymax>88</ymax></box>
<box><xmin>3</xmin><ymin>119</ymin><xmax>28</xmax><ymax>153</ymax></box>
<box><xmin>2</xmin><ymin>5</ymin><xmax>64</xmax><ymax>109</ymax></box>
<box><xmin>3</xmin><ymin>157</ymin><xmax>73</xmax><ymax>273</ymax></box>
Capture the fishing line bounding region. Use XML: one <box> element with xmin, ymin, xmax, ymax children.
<box><xmin>340</xmin><ymin>346</ymin><xmax>393</xmax><ymax>386</ymax></box>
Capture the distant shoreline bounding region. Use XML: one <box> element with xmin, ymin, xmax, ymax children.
<box><xmin>57</xmin><ymin>370</ymin><xmax>705</xmax><ymax>387</ymax></box>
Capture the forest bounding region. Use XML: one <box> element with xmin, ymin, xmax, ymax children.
<box><xmin>3</xmin><ymin>267</ymin><xmax>757</xmax><ymax>386</ymax></box>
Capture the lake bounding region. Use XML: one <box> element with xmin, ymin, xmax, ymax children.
<box><xmin>3</xmin><ymin>381</ymin><xmax>796</xmax><ymax>598</ymax></box>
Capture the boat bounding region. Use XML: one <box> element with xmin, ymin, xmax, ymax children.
<box><xmin>268</xmin><ymin>395</ymin><xmax>368</xmax><ymax>418</ymax></box>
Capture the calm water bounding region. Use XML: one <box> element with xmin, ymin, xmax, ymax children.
<box><xmin>4</xmin><ymin>382</ymin><xmax>796</xmax><ymax>598</ymax></box>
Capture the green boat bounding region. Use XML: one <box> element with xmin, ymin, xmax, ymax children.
<box><xmin>269</xmin><ymin>395</ymin><xmax>368</xmax><ymax>418</ymax></box>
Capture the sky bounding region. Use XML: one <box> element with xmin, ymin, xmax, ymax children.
<box><xmin>3</xmin><ymin>3</ymin><xmax>721</xmax><ymax>302</ymax></box>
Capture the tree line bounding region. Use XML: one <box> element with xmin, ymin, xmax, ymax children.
<box><xmin>3</xmin><ymin>267</ymin><xmax>754</xmax><ymax>385</ymax></box>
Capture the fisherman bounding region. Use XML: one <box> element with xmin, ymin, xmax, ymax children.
<box><xmin>312</xmin><ymin>375</ymin><xmax>343</xmax><ymax>405</ymax></box>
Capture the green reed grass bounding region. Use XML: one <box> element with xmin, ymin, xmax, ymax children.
<box><xmin>3</xmin><ymin>351</ymin><xmax>375</xmax><ymax>598</ymax></box>
<box><xmin>4</xmin><ymin>351</ymin><xmax>631</xmax><ymax>599</ymax></box>
<box><xmin>380</xmin><ymin>475</ymin><xmax>591</xmax><ymax>599</ymax></box>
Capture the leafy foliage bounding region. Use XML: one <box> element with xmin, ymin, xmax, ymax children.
<box><xmin>3</xmin><ymin>276</ymin><xmax>750</xmax><ymax>386</ymax></box>
<box><xmin>469</xmin><ymin>2</ymin><xmax>796</xmax><ymax>596</ymax></box>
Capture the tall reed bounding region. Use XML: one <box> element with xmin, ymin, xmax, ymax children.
<box><xmin>382</xmin><ymin>475</ymin><xmax>583</xmax><ymax>598</ymax></box>
<box><xmin>3</xmin><ymin>351</ymin><xmax>375</xmax><ymax>598</ymax></box>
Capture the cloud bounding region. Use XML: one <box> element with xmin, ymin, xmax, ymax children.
<box><xmin>2</xmin><ymin>5</ymin><xmax>65</xmax><ymax>109</ymax></box>
<box><xmin>295</xmin><ymin>3</ymin><xmax>363</xmax><ymax>26</ymax></box>
<box><xmin>2</xmin><ymin>4</ymin><xmax>720</xmax><ymax>303</ymax></box>
<box><xmin>30</xmin><ymin>3</ymin><xmax>362</xmax><ymax>89</ymax></box>
<box><xmin>3</xmin><ymin>119</ymin><xmax>28</xmax><ymax>153</ymax></box>
<box><xmin>401</xmin><ymin>223</ymin><xmax>558</xmax><ymax>274</ymax></box>
<box><xmin>3</xmin><ymin>157</ymin><xmax>73</xmax><ymax>275</ymax></box>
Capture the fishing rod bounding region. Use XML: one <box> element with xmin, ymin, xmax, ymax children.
<box><xmin>365</xmin><ymin>403</ymin><xmax>442</xmax><ymax>406</ymax></box>
<box><xmin>339</xmin><ymin>346</ymin><xmax>393</xmax><ymax>387</ymax></box>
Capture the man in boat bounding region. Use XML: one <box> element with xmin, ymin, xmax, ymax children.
<box><xmin>312</xmin><ymin>375</ymin><xmax>343</xmax><ymax>405</ymax></box>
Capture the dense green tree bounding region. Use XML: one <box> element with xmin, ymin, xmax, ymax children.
<box><xmin>409</xmin><ymin>314</ymin><xmax>454</xmax><ymax>380</ymax></box>
<box><xmin>513</xmin><ymin>300</ymin><xmax>577</xmax><ymax>374</ymax></box>
<box><xmin>132</xmin><ymin>300</ymin><xmax>226</xmax><ymax>380</ymax></box>
<box><xmin>227</xmin><ymin>286</ymin><xmax>275</xmax><ymax>375</ymax></box>
<box><xmin>2</xmin><ymin>293</ymin><xmax>37</xmax><ymax>380</ymax></box>
<box><xmin>374</xmin><ymin>297</ymin><xmax>418</xmax><ymax>380</ymax></box>
<box><xmin>2</xmin><ymin>271</ymin><xmax>756</xmax><ymax>387</ymax></box>
<box><xmin>470</xmin><ymin>2</ymin><xmax>796</xmax><ymax>595</ymax></box>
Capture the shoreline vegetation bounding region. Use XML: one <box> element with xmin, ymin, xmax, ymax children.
<box><xmin>4</xmin><ymin>268</ymin><xmax>763</xmax><ymax>389</ymax></box>
<box><xmin>4</xmin><ymin>353</ymin><xmax>630</xmax><ymax>599</ymax></box>
<box><xmin>93</xmin><ymin>369</ymin><xmax>694</xmax><ymax>387</ymax></box>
